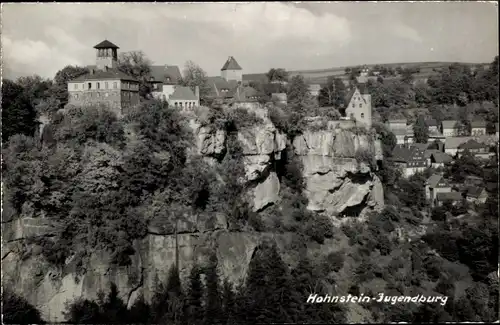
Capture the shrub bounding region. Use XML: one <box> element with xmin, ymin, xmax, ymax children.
<box><xmin>354</xmin><ymin>148</ymin><xmax>376</xmax><ymax>169</ymax></box>
<box><xmin>305</xmin><ymin>214</ymin><xmax>334</xmax><ymax>244</ymax></box>
<box><xmin>226</xmin><ymin>107</ymin><xmax>265</xmax><ymax>129</ymax></box>
<box><xmin>325</xmin><ymin>251</ymin><xmax>345</xmax><ymax>272</ymax></box>
<box><xmin>2</xmin><ymin>289</ymin><xmax>45</xmax><ymax>324</ymax></box>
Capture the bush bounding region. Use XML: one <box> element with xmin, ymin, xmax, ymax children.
<box><xmin>226</xmin><ymin>107</ymin><xmax>265</xmax><ymax>129</ymax></box>
<box><xmin>354</xmin><ymin>148</ymin><xmax>376</xmax><ymax>169</ymax></box>
<box><xmin>305</xmin><ymin>214</ymin><xmax>334</xmax><ymax>244</ymax></box>
<box><xmin>2</xmin><ymin>289</ymin><xmax>45</xmax><ymax>324</ymax></box>
<box><xmin>325</xmin><ymin>251</ymin><xmax>345</xmax><ymax>272</ymax></box>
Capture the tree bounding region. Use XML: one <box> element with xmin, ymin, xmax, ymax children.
<box><xmin>287</xmin><ymin>75</ymin><xmax>315</xmax><ymax>112</ymax></box>
<box><xmin>266</xmin><ymin>68</ymin><xmax>289</xmax><ymax>83</ymax></box>
<box><xmin>204</xmin><ymin>253</ymin><xmax>222</xmax><ymax>324</ymax></box>
<box><xmin>318</xmin><ymin>77</ymin><xmax>346</xmax><ymax>109</ymax></box>
<box><xmin>413</xmin><ymin>115</ymin><xmax>429</xmax><ymax>143</ymax></box>
<box><xmin>117</xmin><ymin>51</ymin><xmax>153</xmax><ymax>99</ymax></box>
<box><xmin>186</xmin><ymin>265</ymin><xmax>204</xmax><ymax>325</ymax></box>
<box><xmin>1</xmin><ymin>79</ymin><xmax>38</xmax><ymax>143</ymax></box>
<box><xmin>16</xmin><ymin>75</ymin><xmax>53</xmax><ymax>107</ymax></box>
<box><xmin>2</xmin><ymin>290</ymin><xmax>45</xmax><ymax>324</ymax></box>
<box><xmin>179</xmin><ymin>60</ymin><xmax>211</xmax><ymax>105</ymax></box>
<box><xmin>51</xmin><ymin>65</ymin><xmax>89</xmax><ymax>109</ymax></box>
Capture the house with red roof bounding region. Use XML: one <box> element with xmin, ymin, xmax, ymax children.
<box><xmin>67</xmin><ymin>40</ymin><xmax>140</xmax><ymax>116</ymax></box>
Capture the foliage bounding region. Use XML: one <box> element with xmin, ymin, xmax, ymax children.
<box><xmin>180</xmin><ymin>60</ymin><xmax>212</xmax><ymax>105</ymax></box>
<box><xmin>1</xmin><ymin>289</ymin><xmax>45</xmax><ymax>324</ymax></box>
<box><xmin>117</xmin><ymin>51</ymin><xmax>153</xmax><ymax>98</ymax></box>
<box><xmin>318</xmin><ymin>77</ymin><xmax>347</xmax><ymax>109</ymax></box>
<box><xmin>413</xmin><ymin>115</ymin><xmax>429</xmax><ymax>143</ymax></box>
<box><xmin>266</xmin><ymin>68</ymin><xmax>289</xmax><ymax>83</ymax></box>
<box><xmin>51</xmin><ymin>105</ymin><xmax>126</xmax><ymax>147</ymax></box>
<box><xmin>2</xmin><ymin>79</ymin><xmax>39</xmax><ymax>143</ymax></box>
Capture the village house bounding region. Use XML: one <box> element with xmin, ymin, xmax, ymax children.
<box><xmin>386</xmin><ymin>119</ymin><xmax>414</xmax><ymax>145</ymax></box>
<box><xmin>428</xmin><ymin>151</ymin><xmax>453</xmax><ymax>168</ymax></box>
<box><xmin>464</xmin><ymin>186</ymin><xmax>488</xmax><ymax>204</ymax></box>
<box><xmin>67</xmin><ymin>40</ymin><xmax>140</xmax><ymax>117</ymax></box>
<box><xmin>149</xmin><ymin>65</ymin><xmax>201</xmax><ymax>109</ymax></box>
<box><xmin>457</xmin><ymin>139</ymin><xmax>492</xmax><ymax>159</ymax></box>
<box><xmin>391</xmin><ymin>144</ymin><xmax>427</xmax><ymax>177</ymax></box>
<box><xmin>343</xmin><ymin>85</ymin><xmax>372</xmax><ymax>129</ymax></box>
<box><xmin>441</xmin><ymin>120</ymin><xmax>459</xmax><ymax>137</ymax></box>
<box><xmin>221</xmin><ymin>56</ymin><xmax>243</xmax><ymax>83</ymax></box>
<box><xmin>444</xmin><ymin>136</ymin><xmax>474</xmax><ymax>156</ymax></box>
<box><xmin>425</xmin><ymin>174</ymin><xmax>452</xmax><ymax>207</ymax></box>
<box><xmin>470</xmin><ymin>120</ymin><xmax>487</xmax><ymax>136</ymax></box>
<box><xmin>426</xmin><ymin>119</ymin><xmax>439</xmax><ymax>133</ymax></box>
<box><xmin>435</xmin><ymin>192</ymin><xmax>463</xmax><ymax>207</ymax></box>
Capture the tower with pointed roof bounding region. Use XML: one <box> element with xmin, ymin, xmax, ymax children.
<box><xmin>221</xmin><ymin>56</ymin><xmax>243</xmax><ymax>83</ymax></box>
<box><xmin>95</xmin><ymin>40</ymin><xmax>119</xmax><ymax>71</ymax></box>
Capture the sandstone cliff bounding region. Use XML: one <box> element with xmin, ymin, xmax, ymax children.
<box><xmin>2</xmin><ymin>111</ymin><xmax>384</xmax><ymax>322</ymax></box>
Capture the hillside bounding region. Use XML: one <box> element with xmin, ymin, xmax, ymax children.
<box><xmin>244</xmin><ymin>61</ymin><xmax>491</xmax><ymax>85</ymax></box>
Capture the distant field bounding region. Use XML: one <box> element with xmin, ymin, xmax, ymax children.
<box><xmin>243</xmin><ymin>61</ymin><xmax>490</xmax><ymax>85</ymax></box>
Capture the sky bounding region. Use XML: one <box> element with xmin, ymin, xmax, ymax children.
<box><xmin>1</xmin><ymin>2</ymin><xmax>498</xmax><ymax>80</ymax></box>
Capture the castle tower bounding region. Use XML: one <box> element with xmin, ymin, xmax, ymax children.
<box><xmin>94</xmin><ymin>40</ymin><xmax>119</xmax><ymax>71</ymax></box>
<box><xmin>221</xmin><ymin>56</ymin><xmax>243</xmax><ymax>83</ymax></box>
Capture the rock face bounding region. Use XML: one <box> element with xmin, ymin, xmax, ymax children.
<box><xmin>293</xmin><ymin>128</ymin><xmax>384</xmax><ymax>218</ymax></box>
<box><xmin>2</xmin><ymin>229</ymin><xmax>296</xmax><ymax>323</ymax></box>
<box><xmin>3</xmin><ymin>116</ymin><xmax>384</xmax><ymax>322</ymax></box>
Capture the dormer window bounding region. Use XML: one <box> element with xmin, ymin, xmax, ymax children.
<box><xmin>88</xmin><ymin>82</ymin><xmax>92</xmax><ymax>89</ymax></box>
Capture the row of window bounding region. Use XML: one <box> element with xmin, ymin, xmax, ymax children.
<box><xmin>352</xmin><ymin>103</ymin><xmax>363</xmax><ymax>108</ymax></box>
<box><xmin>73</xmin><ymin>82</ymin><xmax>138</xmax><ymax>91</ymax></box>
<box><xmin>174</xmin><ymin>101</ymin><xmax>197</xmax><ymax>109</ymax></box>
<box><xmin>72</xmin><ymin>92</ymin><xmax>135</xmax><ymax>100</ymax></box>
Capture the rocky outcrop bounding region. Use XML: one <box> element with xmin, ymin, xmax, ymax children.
<box><xmin>189</xmin><ymin>118</ymin><xmax>286</xmax><ymax>210</ymax></box>
<box><xmin>293</xmin><ymin>128</ymin><xmax>384</xmax><ymax>219</ymax></box>
<box><xmin>3</xmin><ymin>116</ymin><xmax>385</xmax><ymax>322</ymax></box>
<box><xmin>2</xmin><ymin>231</ymin><xmax>297</xmax><ymax>322</ymax></box>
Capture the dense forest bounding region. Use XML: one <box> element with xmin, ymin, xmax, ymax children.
<box><xmin>1</xmin><ymin>56</ymin><xmax>498</xmax><ymax>324</ymax></box>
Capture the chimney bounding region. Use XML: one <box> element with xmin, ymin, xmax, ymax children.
<box><xmin>195</xmin><ymin>86</ymin><xmax>199</xmax><ymax>100</ymax></box>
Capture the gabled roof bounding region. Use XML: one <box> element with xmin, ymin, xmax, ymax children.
<box><xmin>69</xmin><ymin>68</ymin><xmax>137</xmax><ymax>82</ymax></box>
<box><xmin>427</xmin><ymin>174</ymin><xmax>448</xmax><ymax>188</ymax></box>
<box><xmin>465</xmin><ymin>186</ymin><xmax>486</xmax><ymax>198</ymax></box>
<box><xmin>221</xmin><ymin>56</ymin><xmax>242</xmax><ymax>71</ymax></box>
<box><xmin>458</xmin><ymin>139</ymin><xmax>489</xmax><ymax>150</ymax></box>
<box><xmin>424</xmin><ymin>149</ymin><xmax>442</xmax><ymax>159</ymax></box>
<box><xmin>345</xmin><ymin>86</ymin><xmax>369</xmax><ymax>105</ymax></box>
<box><xmin>94</xmin><ymin>40</ymin><xmax>119</xmax><ymax>49</ymax></box>
<box><xmin>207</xmin><ymin>76</ymin><xmax>239</xmax><ymax>98</ymax></box>
<box><xmin>391</xmin><ymin>145</ymin><xmax>427</xmax><ymax>164</ymax></box>
<box><xmin>445</xmin><ymin>136</ymin><xmax>474</xmax><ymax>149</ymax></box>
<box><xmin>431</xmin><ymin>152</ymin><xmax>453</xmax><ymax>164</ymax></box>
<box><xmin>436</xmin><ymin>192</ymin><xmax>462</xmax><ymax>202</ymax></box>
<box><xmin>442</xmin><ymin>120</ymin><xmax>459</xmax><ymax>129</ymax></box>
<box><xmin>169</xmin><ymin>86</ymin><xmax>198</xmax><ymax>101</ymax></box>
<box><xmin>426</xmin><ymin>118</ymin><xmax>438</xmax><ymax>126</ymax></box>
<box><xmin>470</xmin><ymin>120</ymin><xmax>487</xmax><ymax>128</ymax></box>
<box><xmin>412</xmin><ymin>143</ymin><xmax>429</xmax><ymax>151</ymax></box>
<box><xmin>234</xmin><ymin>86</ymin><xmax>260</xmax><ymax>102</ymax></box>
<box><xmin>149</xmin><ymin>65</ymin><xmax>182</xmax><ymax>84</ymax></box>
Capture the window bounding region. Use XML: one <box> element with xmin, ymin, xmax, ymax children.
<box><xmin>74</xmin><ymin>84</ymin><xmax>78</xmax><ymax>90</ymax></box>
<box><xmin>97</xmin><ymin>93</ymin><xmax>100</xmax><ymax>98</ymax></box>
<box><xmin>113</xmin><ymin>82</ymin><xmax>117</xmax><ymax>89</ymax></box>
<box><xmin>105</xmin><ymin>92</ymin><xmax>109</xmax><ymax>98</ymax></box>
<box><xmin>175</xmin><ymin>102</ymin><xmax>178</xmax><ymax>107</ymax></box>
<box><xmin>88</xmin><ymin>82</ymin><xmax>92</xmax><ymax>89</ymax></box>
<box><xmin>359</xmin><ymin>103</ymin><xmax>362</xmax><ymax>108</ymax></box>
<box><xmin>75</xmin><ymin>94</ymin><xmax>78</xmax><ymax>99</ymax></box>
<box><xmin>361</xmin><ymin>113</ymin><xmax>365</xmax><ymax>118</ymax></box>
<box><xmin>105</xmin><ymin>82</ymin><xmax>109</xmax><ymax>89</ymax></box>
<box><xmin>352</xmin><ymin>103</ymin><xmax>355</xmax><ymax>108</ymax></box>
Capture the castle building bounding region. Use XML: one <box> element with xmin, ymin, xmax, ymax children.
<box><xmin>221</xmin><ymin>56</ymin><xmax>243</xmax><ymax>83</ymax></box>
<box><xmin>344</xmin><ymin>85</ymin><xmax>372</xmax><ymax>129</ymax></box>
<box><xmin>67</xmin><ymin>40</ymin><xmax>140</xmax><ymax>117</ymax></box>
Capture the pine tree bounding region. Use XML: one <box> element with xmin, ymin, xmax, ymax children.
<box><xmin>186</xmin><ymin>265</ymin><xmax>204</xmax><ymax>325</ymax></box>
<box><xmin>204</xmin><ymin>253</ymin><xmax>222</xmax><ymax>325</ymax></box>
